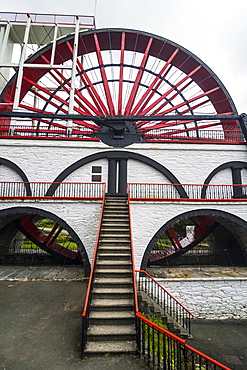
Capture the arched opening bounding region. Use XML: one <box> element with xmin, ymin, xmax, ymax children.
<box><xmin>141</xmin><ymin>209</ymin><xmax>247</xmax><ymax>271</ymax></box>
<box><xmin>0</xmin><ymin>206</ymin><xmax>90</xmax><ymax>276</ymax></box>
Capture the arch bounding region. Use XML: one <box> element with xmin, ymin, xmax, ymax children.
<box><xmin>0</xmin><ymin>158</ymin><xmax>31</xmax><ymax>195</ymax></box>
<box><xmin>45</xmin><ymin>150</ymin><xmax>188</xmax><ymax>198</ymax></box>
<box><xmin>201</xmin><ymin>161</ymin><xmax>247</xmax><ymax>198</ymax></box>
<box><xmin>141</xmin><ymin>208</ymin><xmax>247</xmax><ymax>270</ymax></box>
<box><xmin>0</xmin><ymin>206</ymin><xmax>90</xmax><ymax>276</ymax></box>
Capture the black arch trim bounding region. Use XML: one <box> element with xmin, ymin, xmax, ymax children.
<box><xmin>46</xmin><ymin>150</ymin><xmax>188</xmax><ymax>198</ymax></box>
<box><xmin>141</xmin><ymin>208</ymin><xmax>247</xmax><ymax>270</ymax></box>
<box><xmin>0</xmin><ymin>206</ymin><xmax>90</xmax><ymax>276</ymax></box>
<box><xmin>201</xmin><ymin>161</ymin><xmax>247</xmax><ymax>198</ymax></box>
<box><xmin>0</xmin><ymin>158</ymin><xmax>31</xmax><ymax>196</ymax></box>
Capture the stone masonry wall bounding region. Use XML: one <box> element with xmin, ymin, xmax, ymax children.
<box><xmin>157</xmin><ymin>278</ymin><xmax>247</xmax><ymax>319</ymax></box>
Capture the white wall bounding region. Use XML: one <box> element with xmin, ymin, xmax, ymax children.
<box><xmin>0</xmin><ymin>139</ymin><xmax>246</xmax><ymax>185</ymax></box>
<box><xmin>158</xmin><ymin>277</ymin><xmax>247</xmax><ymax>319</ymax></box>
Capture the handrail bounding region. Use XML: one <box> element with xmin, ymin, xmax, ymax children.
<box><xmin>81</xmin><ymin>183</ymin><xmax>106</xmax><ymax>356</ymax></box>
<box><xmin>136</xmin><ymin>270</ymin><xmax>194</xmax><ymax>316</ymax></box>
<box><xmin>127</xmin><ymin>187</ymin><xmax>139</xmax><ymax>313</ymax></box>
<box><xmin>136</xmin><ymin>312</ymin><xmax>232</xmax><ymax>370</ymax></box>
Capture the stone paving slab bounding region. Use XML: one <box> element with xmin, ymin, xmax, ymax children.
<box><xmin>0</xmin><ymin>265</ymin><xmax>85</xmax><ymax>281</ymax></box>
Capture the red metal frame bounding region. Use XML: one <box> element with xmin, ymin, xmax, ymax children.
<box><xmin>135</xmin><ymin>270</ymin><xmax>194</xmax><ymax>316</ymax></box>
<box><xmin>0</xmin><ymin>29</ymin><xmax>240</xmax><ymax>143</ymax></box>
<box><xmin>81</xmin><ymin>185</ymin><xmax>106</xmax><ymax>318</ymax></box>
<box><xmin>127</xmin><ymin>183</ymin><xmax>247</xmax><ymax>202</ymax></box>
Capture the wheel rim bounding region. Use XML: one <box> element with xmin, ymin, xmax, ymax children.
<box><xmin>0</xmin><ymin>28</ymin><xmax>238</xmax><ymax>145</ymax></box>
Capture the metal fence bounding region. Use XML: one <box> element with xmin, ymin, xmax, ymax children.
<box><xmin>136</xmin><ymin>270</ymin><xmax>193</xmax><ymax>335</ymax></box>
<box><xmin>136</xmin><ymin>312</ymin><xmax>231</xmax><ymax>370</ymax></box>
<box><xmin>0</xmin><ymin>182</ymin><xmax>105</xmax><ymax>199</ymax></box>
<box><xmin>128</xmin><ymin>183</ymin><xmax>247</xmax><ymax>201</ymax></box>
<box><xmin>143</xmin><ymin>128</ymin><xmax>245</xmax><ymax>143</ymax></box>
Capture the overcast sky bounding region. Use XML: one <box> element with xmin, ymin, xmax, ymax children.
<box><xmin>1</xmin><ymin>0</ymin><xmax>247</xmax><ymax>113</ymax></box>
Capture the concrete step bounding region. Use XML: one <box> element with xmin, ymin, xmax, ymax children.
<box><xmin>97</xmin><ymin>245</ymin><xmax>130</xmax><ymax>252</ymax></box>
<box><xmin>87</xmin><ymin>324</ymin><xmax>136</xmax><ymax>342</ymax></box>
<box><xmin>99</xmin><ymin>239</ymin><xmax>130</xmax><ymax>244</ymax></box>
<box><xmin>97</xmin><ymin>253</ymin><xmax>131</xmax><ymax>260</ymax></box>
<box><xmin>100</xmin><ymin>229</ymin><xmax>130</xmax><ymax>234</ymax></box>
<box><xmin>101</xmin><ymin>224</ymin><xmax>129</xmax><ymax>230</ymax></box>
<box><xmin>84</xmin><ymin>340</ymin><xmax>136</xmax><ymax>355</ymax></box>
<box><xmin>92</xmin><ymin>287</ymin><xmax>133</xmax><ymax>299</ymax></box>
<box><xmin>89</xmin><ymin>310</ymin><xmax>135</xmax><ymax>325</ymax></box>
<box><xmin>94</xmin><ymin>269</ymin><xmax>132</xmax><ymax>278</ymax></box>
<box><xmin>91</xmin><ymin>298</ymin><xmax>134</xmax><ymax>311</ymax></box>
<box><xmin>94</xmin><ymin>277</ymin><xmax>133</xmax><ymax>288</ymax></box>
<box><xmin>100</xmin><ymin>234</ymin><xmax>130</xmax><ymax>239</ymax></box>
<box><xmin>96</xmin><ymin>260</ymin><xmax>131</xmax><ymax>265</ymax></box>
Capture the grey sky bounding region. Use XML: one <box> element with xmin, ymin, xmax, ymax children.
<box><xmin>1</xmin><ymin>0</ymin><xmax>247</xmax><ymax>113</ymax></box>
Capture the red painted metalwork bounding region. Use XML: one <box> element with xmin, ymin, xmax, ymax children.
<box><xmin>136</xmin><ymin>312</ymin><xmax>232</xmax><ymax>370</ymax></box>
<box><xmin>15</xmin><ymin>216</ymin><xmax>81</xmax><ymax>261</ymax></box>
<box><xmin>135</xmin><ymin>270</ymin><xmax>194</xmax><ymax>316</ymax></box>
<box><xmin>149</xmin><ymin>217</ymin><xmax>216</xmax><ymax>263</ymax></box>
<box><xmin>0</xmin><ymin>29</ymin><xmax>241</xmax><ymax>142</ymax></box>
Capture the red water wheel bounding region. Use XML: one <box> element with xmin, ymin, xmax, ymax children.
<box><xmin>0</xmin><ymin>29</ymin><xmax>239</xmax><ymax>146</ymax></box>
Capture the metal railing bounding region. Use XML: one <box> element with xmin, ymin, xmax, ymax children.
<box><xmin>0</xmin><ymin>12</ymin><xmax>95</xmax><ymax>27</ymax></box>
<box><xmin>128</xmin><ymin>183</ymin><xmax>247</xmax><ymax>201</ymax></box>
<box><xmin>0</xmin><ymin>123</ymin><xmax>97</xmax><ymax>140</ymax></box>
<box><xmin>0</xmin><ymin>182</ymin><xmax>105</xmax><ymax>200</ymax></box>
<box><xmin>81</xmin><ymin>188</ymin><xmax>106</xmax><ymax>356</ymax></box>
<box><xmin>0</xmin><ymin>121</ymin><xmax>245</xmax><ymax>144</ymax></box>
<box><xmin>136</xmin><ymin>312</ymin><xmax>231</xmax><ymax>370</ymax></box>
<box><xmin>136</xmin><ymin>270</ymin><xmax>194</xmax><ymax>335</ymax></box>
<box><xmin>143</xmin><ymin>128</ymin><xmax>245</xmax><ymax>143</ymax></box>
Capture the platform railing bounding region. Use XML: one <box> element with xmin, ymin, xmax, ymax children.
<box><xmin>128</xmin><ymin>183</ymin><xmax>247</xmax><ymax>201</ymax></box>
<box><xmin>0</xmin><ymin>12</ymin><xmax>95</xmax><ymax>27</ymax></box>
<box><xmin>0</xmin><ymin>182</ymin><xmax>105</xmax><ymax>200</ymax></box>
<box><xmin>0</xmin><ymin>121</ymin><xmax>245</xmax><ymax>144</ymax></box>
<box><xmin>143</xmin><ymin>128</ymin><xmax>245</xmax><ymax>143</ymax></box>
<box><xmin>135</xmin><ymin>270</ymin><xmax>194</xmax><ymax>335</ymax></box>
<box><xmin>0</xmin><ymin>123</ymin><xmax>97</xmax><ymax>140</ymax></box>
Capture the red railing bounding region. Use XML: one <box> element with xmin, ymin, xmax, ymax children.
<box><xmin>143</xmin><ymin>128</ymin><xmax>245</xmax><ymax>143</ymax></box>
<box><xmin>0</xmin><ymin>182</ymin><xmax>105</xmax><ymax>200</ymax></box>
<box><xmin>0</xmin><ymin>122</ymin><xmax>245</xmax><ymax>144</ymax></box>
<box><xmin>127</xmin><ymin>187</ymin><xmax>139</xmax><ymax>314</ymax></box>
<box><xmin>135</xmin><ymin>312</ymin><xmax>232</xmax><ymax>370</ymax></box>
<box><xmin>128</xmin><ymin>183</ymin><xmax>247</xmax><ymax>201</ymax></box>
<box><xmin>81</xmin><ymin>186</ymin><xmax>106</xmax><ymax>356</ymax></box>
<box><xmin>135</xmin><ymin>270</ymin><xmax>194</xmax><ymax>334</ymax></box>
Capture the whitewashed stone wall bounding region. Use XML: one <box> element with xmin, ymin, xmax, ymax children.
<box><xmin>0</xmin><ymin>139</ymin><xmax>246</xmax><ymax>185</ymax></box>
<box><xmin>157</xmin><ymin>277</ymin><xmax>247</xmax><ymax>319</ymax></box>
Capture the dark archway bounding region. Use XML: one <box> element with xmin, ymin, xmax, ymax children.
<box><xmin>0</xmin><ymin>206</ymin><xmax>90</xmax><ymax>276</ymax></box>
<box><xmin>141</xmin><ymin>209</ymin><xmax>247</xmax><ymax>270</ymax></box>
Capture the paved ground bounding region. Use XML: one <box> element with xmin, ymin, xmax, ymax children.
<box><xmin>0</xmin><ymin>266</ymin><xmax>246</xmax><ymax>369</ymax></box>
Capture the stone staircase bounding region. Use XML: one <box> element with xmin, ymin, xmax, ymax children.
<box><xmin>84</xmin><ymin>194</ymin><xmax>136</xmax><ymax>356</ymax></box>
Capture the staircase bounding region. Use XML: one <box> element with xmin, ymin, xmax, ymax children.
<box><xmin>84</xmin><ymin>194</ymin><xmax>136</xmax><ymax>356</ymax></box>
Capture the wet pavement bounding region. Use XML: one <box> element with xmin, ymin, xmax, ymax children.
<box><xmin>0</xmin><ymin>266</ymin><xmax>246</xmax><ymax>369</ymax></box>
